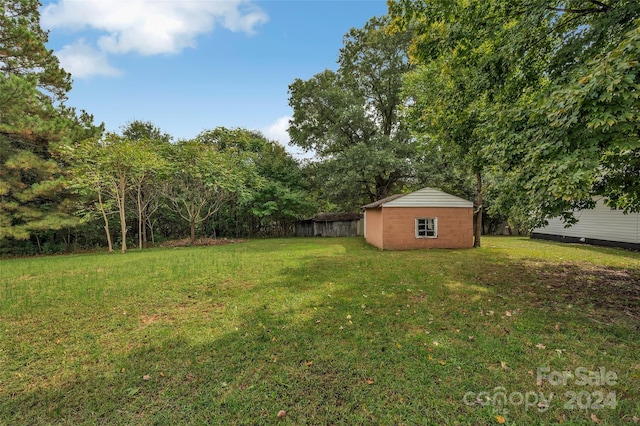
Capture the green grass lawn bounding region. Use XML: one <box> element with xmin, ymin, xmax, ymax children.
<box><xmin>1</xmin><ymin>237</ymin><xmax>639</xmax><ymax>425</ymax></box>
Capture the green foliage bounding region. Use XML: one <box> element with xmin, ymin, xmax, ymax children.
<box><xmin>0</xmin><ymin>0</ymin><xmax>71</xmax><ymax>100</ymax></box>
<box><xmin>163</xmin><ymin>137</ymin><xmax>254</xmax><ymax>242</ymax></box>
<box><xmin>486</xmin><ymin>3</ymin><xmax>640</xmax><ymax>226</ymax></box>
<box><xmin>60</xmin><ymin>130</ymin><xmax>168</xmax><ymax>252</ymax></box>
<box><xmin>0</xmin><ymin>0</ymin><xmax>101</xmax><ymax>245</ymax></box>
<box><xmin>193</xmin><ymin>127</ymin><xmax>314</xmax><ymax>237</ymax></box>
<box><xmin>60</xmin><ymin>125</ymin><xmax>315</xmax><ymax>248</ymax></box>
<box><xmin>390</xmin><ymin>0</ymin><xmax>640</xmax><ymax>228</ymax></box>
<box><xmin>121</xmin><ymin>120</ymin><xmax>173</xmax><ymax>144</ymax></box>
<box><xmin>548</xmin><ymin>24</ymin><xmax>640</xmax><ymax>212</ymax></box>
<box><xmin>389</xmin><ymin>0</ymin><xmax>526</xmax><ymax>245</ymax></box>
<box><xmin>288</xmin><ymin>16</ymin><xmax>417</xmax><ymax>208</ymax></box>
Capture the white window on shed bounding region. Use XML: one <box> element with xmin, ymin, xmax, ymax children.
<box><xmin>416</xmin><ymin>218</ymin><xmax>437</xmax><ymax>238</ymax></box>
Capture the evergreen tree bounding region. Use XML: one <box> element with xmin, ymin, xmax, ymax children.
<box><xmin>0</xmin><ymin>0</ymin><xmax>101</xmax><ymax>241</ymax></box>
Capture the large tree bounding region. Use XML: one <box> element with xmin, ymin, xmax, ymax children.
<box><xmin>490</xmin><ymin>2</ymin><xmax>640</xmax><ymax>225</ymax></box>
<box><xmin>389</xmin><ymin>1</ymin><xmax>530</xmax><ymax>246</ymax></box>
<box><xmin>0</xmin><ymin>0</ymin><xmax>101</xmax><ymax>242</ymax></box>
<box><xmin>120</xmin><ymin>121</ymin><xmax>170</xmax><ymax>248</ymax></box>
<box><xmin>196</xmin><ymin>127</ymin><xmax>314</xmax><ymax>237</ymax></box>
<box><xmin>390</xmin><ymin>0</ymin><xmax>640</xmax><ymax>231</ymax></box>
<box><xmin>163</xmin><ymin>138</ymin><xmax>252</xmax><ymax>243</ymax></box>
<box><xmin>288</xmin><ymin>16</ymin><xmax>416</xmax><ymax>209</ymax></box>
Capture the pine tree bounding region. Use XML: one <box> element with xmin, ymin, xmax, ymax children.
<box><xmin>0</xmin><ymin>0</ymin><xmax>100</xmax><ymax>240</ymax></box>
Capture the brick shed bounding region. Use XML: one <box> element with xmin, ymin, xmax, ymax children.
<box><xmin>362</xmin><ymin>187</ymin><xmax>474</xmax><ymax>250</ymax></box>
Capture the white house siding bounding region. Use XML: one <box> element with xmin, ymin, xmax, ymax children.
<box><xmin>383</xmin><ymin>187</ymin><xmax>474</xmax><ymax>208</ymax></box>
<box><xmin>532</xmin><ymin>198</ymin><xmax>640</xmax><ymax>247</ymax></box>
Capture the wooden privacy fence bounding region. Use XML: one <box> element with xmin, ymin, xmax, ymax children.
<box><xmin>295</xmin><ymin>213</ymin><xmax>363</xmax><ymax>237</ymax></box>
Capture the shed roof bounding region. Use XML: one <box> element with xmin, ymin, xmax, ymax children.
<box><xmin>361</xmin><ymin>187</ymin><xmax>473</xmax><ymax>209</ymax></box>
<box><xmin>360</xmin><ymin>193</ymin><xmax>405</xmax><ymax>209</ymax></box>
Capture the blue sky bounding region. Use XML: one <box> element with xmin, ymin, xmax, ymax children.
<box><xmin>41</xmin><ymin>0</ymin><xmax>389</xmax><ymax>157</ymax></box>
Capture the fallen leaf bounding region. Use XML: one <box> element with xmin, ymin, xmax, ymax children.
<box><xmin>305</xmin><ymin>361</ymin><xmax>313</xmax><ymax>366</ymax></box>
<box><xmin>505</xmin><ymin>311</ymin><xmax>512</xmax><ymax>317</ymax></box>
<box><xmin>496</xmin><ymin>415</ymin><xmax>506</xmax><ymax>424</ymax></box>
<box><xmin>438</xmin><ymin>360</ymin><xmax>446</xmax><ymax>365</ymax></box>
<box><xmin>535</xmin><ymin>343</ymin><xmax>546</xmax><ymax>349</ymax></box>
<box><xmin>590</xmin><ymin>413</ymin><xmax>601</xmax><ymax>424</ymax></box>
<box><xmin>555</xmin><ymin>323</ymin><xmax>560</xmax><ymax>331</ymax></box>
<box><xmin>142</xmin><ymin>375</ymin><xmax>151</xmax><ymax>381</ymax></box>
<box><xmin>468</xmin><ymin>335</ymin><xmax>475</xmax><ymax>342</ymax></box>
<box><xmin>432</xmin><ymin>341</ymin><xmax>439</xmax><ymax>346</ymax></box>
<box><xmin>500</xmin><ymin>361</ymin><xmax>511</xmax><ymax>371</ymax></box>
<box><xmin>488</xmin><ymin>310</ymin><xmax>495</xmax><ymax>316</ymax></box>
<box><xmin>632</xmin><ymin>415</ymin><xmax>639</xmax><ymax>423</ymax></box>
<box><xmin>366</xmin><ymin>378</ymin><xmax>374</xmax><ymax>385</ymax></box>
<box><xmin>454</xmin><ymin>328</ymin><xmax>461</xmax><ymax>333</ymax></box>
<box><xmin>277</xmin><ymin>410</ymin><xmax>287</xmax><ymax>418</ymax></box>
<box><xmin>346</xmin><ymin>314</ymin><xmax>352</xmax><ymax>319</ymax></box>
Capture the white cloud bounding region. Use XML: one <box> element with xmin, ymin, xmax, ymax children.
<box><xmin>263</xmin><ymin>116</ymin><xmax>291</xmax><ymax>145</ymax></box>
<box><xmin>56</xmin><ymin>40</ymin><xmax>121</xmax><ymax>78</ymax></box>
<box><xmin>42</xmin><ymin>0</ymin><xmax>269</xmax><ymax>56</ymax></box>
<box><xmin>262</xmin><ymin>116</ymin><xmax>315</xmax><ymax>160</ymax></box>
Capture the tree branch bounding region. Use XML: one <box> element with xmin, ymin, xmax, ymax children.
<box><xmin>546</xmin><ymin>0</ymin><xmax>611</xmax><ymax>14</ymax></box>
<box><xmin>586</xmin><ymin>0</ymin><xmax>612</xmax><ymax>10</ymax></box>
<box><xmin>547</xmin><ymin>6</ymin><xmax>607</xmax><ymax>14</ymax></box>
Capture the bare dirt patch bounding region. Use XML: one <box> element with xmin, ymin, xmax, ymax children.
<box><xmin>533</xmin><ymin>262</ymin><xmax>640</xmax><ymax>323</ymax></box>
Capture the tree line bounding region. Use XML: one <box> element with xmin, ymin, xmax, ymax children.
<box><xmin>1</xmin><ymin>0</ymin><xmax>638</xmax><ymax>254</ymax></box>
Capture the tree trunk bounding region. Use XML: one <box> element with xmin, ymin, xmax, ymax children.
<box><xmin>119</xmin><ymin>176</ymin><xmax>127</xmax><ymax>253</ymax></box>
<box><xmin>97</xmin><ymin>190</ymin><xmax>113</xmax><ymax>253</ymax></box>
<box><xmin>137</xmin><ymin>184</ymin><xmax>143</xmax><ymax>249</ymax></box>
<box><xmin>142</xmin><ymin>208</ymin><xmax>148</xmax><ymax>247</ymax></box>
<box><xmin>190</xmin><ymin>219</ymin><xmax>196</xmax><ymax>243</ymax></box>
<box><xmin>474</xmin><ymin>172</ymin><xmax>482</xmax><ymax>248</ymax></box>
<box><xmin>147</xmin><ymin>218</ymin><xmax>155</xmax><ymax>245</ymax></box>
